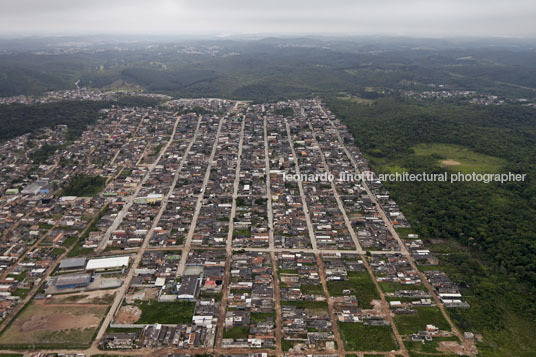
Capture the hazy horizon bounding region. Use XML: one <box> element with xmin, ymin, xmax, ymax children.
<box><xmin>1</xmin><ymin>0</ymin><xmax>536</xmax><ymax>38</ymax></box>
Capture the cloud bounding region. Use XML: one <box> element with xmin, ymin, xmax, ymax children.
<box><xmin>1</xmin><ymin>0</ymin><xmax>535</xmax><ymax>37</ymax></box>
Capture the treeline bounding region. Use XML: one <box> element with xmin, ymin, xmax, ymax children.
<box><xmin>0</xmin><ymin>101</ymin><xmax>110</xmax><ymax>142</ymax></box>
<box><xmin>0</xmin><ymin>96</ymin><xmax>163</xmax><ymax>143</ymax></box>
<box><xmin>327</xmin><ymin>97</ymin><xmax>536</xmax><ymax>335</ymax></box>
<box><xmin>59</xmin><ymin>174</ymin><xmax>106</xmax><ymax>197</ymax></box>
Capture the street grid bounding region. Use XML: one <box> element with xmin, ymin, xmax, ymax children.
<box><xmin>0</xmin><ymin>98</ymin><xmax>477</xmax><ymax>357</ymax></box>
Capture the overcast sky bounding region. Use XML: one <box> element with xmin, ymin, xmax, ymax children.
<box><xmin>1</xmin><ymin>0</ymin><xmax>535</xmax><ymax>38</ymax></box>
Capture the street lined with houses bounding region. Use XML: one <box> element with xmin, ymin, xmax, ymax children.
<box><xmin>0</xmin><ymin>95</ymin><xmax>477</xmax><ymax>356</ymax></box>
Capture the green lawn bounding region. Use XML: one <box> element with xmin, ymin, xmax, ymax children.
<box><xmin>339</xmin><ymin>322</ymin><xmax>398</xmax><ymax>351</ymax></box>
<box><xmin>393</xmin><ymin>307</ymin><xmax>450</xmax><ymax>336</ymax></box>
<box><xmin>327</xmin><ymin>272</ymin><xmax>380</xmax><ymax>309</ymax></box>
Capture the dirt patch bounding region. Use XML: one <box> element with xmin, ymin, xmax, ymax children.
<box><xmin>441</xmin><ymin>159</ymin><xmax>461</xmax><ymax>166</ymax></box>
<box><xmin>125</xmin><ymin>287</ymin><xmax>159</xmax><ymax>303</ymax></box>
<box><xmin>437</xmin><ymin>340</ymin><xmax>465</xmax><ymax>354</ymax></box>
<box><xmin>21</xmin><ymin>312</ymin><xmax>101</xmax><ymax>332</ymax></box>
<box><xmin>370</xmin><ymin>299</ymin><xmax>383</xmax><ymax>311</ymax></box>
<box><xmin>115</xmin><ymin>305</ymin><xmax>142</xmax><ymax>324</ymax></box>
<box><xmin>0</xmin><ymin>302</ymin><xmax>108</xmax><ymax>346</ymax></box>
<box><xmin>143</xmin><ymin>287</ymin><xmax>159</xmax><ymax>300</ymax></box>
<box><xmin>48</xmin><ymin>290</ymin><xmax>115</xmax><ymax>304</ymax></box>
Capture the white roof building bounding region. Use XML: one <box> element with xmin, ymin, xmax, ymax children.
<box><xmin>86</xmin><ymin>256</ymin><xmax>130</xmax><ymax>271</ymax></box>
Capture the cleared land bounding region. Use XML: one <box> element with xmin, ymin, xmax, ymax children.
<box><xmin>0</xmin><ymin>301</ymin><xmax>108</xmax><ymax>348</ymax></box>
<box><xmin>412</xmin><ymin>143</ymin><xmax>505</xmax><ymax>174</ymax></box>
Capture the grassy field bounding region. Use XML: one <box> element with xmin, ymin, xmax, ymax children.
<box><xmin>281</xmin><ymin>300</ymin><xmax>329</xmax><ymax>314</ymax></box>
<box><xmin>135</xmin><ymin>300</ymin><xmax>195</xmax><ymax>324</ymax></box>
<box><xmin>412</xmin><ymin>143</ymin><xmax>505</xmax><ymax>174</ymax></box>
<box><xmin>339</xmin><ymin>322</ymin><xmax>398</xmax><ymax>351</ymax></box>
<box><xmin>393</xmin><ymin>307</ymin><xmax>450</xmax><ymax>336</ymax></box>
<box><xmin>300</xmin><ymin>284</ymin><xmax>325</xmax><ymax>295</ymax></box>
<box><xmin>250</xmin><ymin>311</ymin><xmax>276</xmax><ymax>324</ymax></box>
<box><xmin>369</xmin><ymin>143</ymin><xmax>505</xmax><ymax>176</ymax></box>
<box><xmin>327</xmin><ymin>272</ymin><xmax>380</xmax><ymax>309</ymax></box>
<box><xmin>379</xmin><ymin>281</ymin><xmax>427</xmax><ymax>294</ymax></box>
<box><xmin>223</xmin><ymin>326</ymin><xmax>250</xmax><ymax>339</ymax></box>
<box><xmin>405</xmin><ymin>337</ymin><xmax>458</xmax><ymax>355</ymax></box>
<box><xmin>0</xmin><ymin>302</ymin><xmax>107</xmax><ymax>348</ymax></box>
<box><xmin>337</xmin><ymin>94</ymin><xmax>375</xmax><ymax>105</ymax></box>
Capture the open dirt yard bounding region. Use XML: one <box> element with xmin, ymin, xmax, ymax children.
<box><xmin>0</xmin><ymin>301</ymin><xmax>108</xmax><ymax>347</ymax></box>
<box><xmin>437</xmin><ymin>340</ymin><xmax>466</xmax><ymax>354</ymax></box>
<box><xmin>114</xmin><ymin>304</ymin><xmax>142</xmax><ymax>324</ymax></box>
<box><xmin>125</xmin><ymin>287</ymin><xmax>159</xmax><ymax>304</ymax></box>
<box><xmin>48</xmin><ymin>290</ymin><xmax>116</xmax><ymax>305</ymax></box>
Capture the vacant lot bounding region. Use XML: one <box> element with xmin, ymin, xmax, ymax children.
<box><xmin>115</xmin><ymin>305</ymin><xmax>142</xmax><ymax>324</ymax></box>
<box><xmin>327</xmin><ymin>272</ymin><xmax>379</xmax><ymax>309</ymax></box>
<box><xmin>0</xmin><ymin>301</ymin><xmax>107</xmax><ymax>348</ymax></box>
<box><xmin>393</xmin><ymin>306</ymin><xmax>450</xmax><ymax>336</ymax></box>
<box><xmin>223</xmin><ymin>326</ymin><xmax>249</xmax><ymax>339</ymax></box>
<box><xmin>379</xmin><ymin>281</ymin><xmax>427</xmax><ymax>294</ymax></box>
<box><xmin>133</xmin><ymin>300</ymin><xmax>195</xmax><ymax>324</ymax></box>
<box><xmin>49</xmin><ymin>290</ymin><xmax>115</xmax><ymax>305</ymax></box>
<box><xmin>339</xmin><ymin>322</ymin><xmax>398</xmax><ymax>351</ymax></box>
<box><xmin>281</xmin><ymin>301</ymin><xmax>329</xmax><ymax>315</ymax></box>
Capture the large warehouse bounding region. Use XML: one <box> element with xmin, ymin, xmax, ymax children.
<box><xmin>58</xmin><ymin>257</ymin><xmax>87</xmax><ymax>271</ymax></box>
<box><xmin>54</xmin><ymin>273</ymin><xmax>91</xmax><ymax>289</ymax></box>
<box><xmin>85</xmin><ymin>256</ymin><xmax>130</xmax><ymax>271</ymax></box>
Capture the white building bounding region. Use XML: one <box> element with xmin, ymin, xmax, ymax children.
<box><xmin>86</xmin><ymin>256</ymin><xmax>130</xmax><ymax>271</ymax></box>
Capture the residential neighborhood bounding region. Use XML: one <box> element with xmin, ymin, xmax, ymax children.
<box><xmin>0</xmin><ymin>95</ymin><xmax>477</xmax><ymax>356</ymax></box>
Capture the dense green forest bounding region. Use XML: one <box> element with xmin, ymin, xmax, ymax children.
<box><xmin>327</xmin><ymin>97</ymin><xmax>536</xmax><ymax>355</ymax></box>
<box><xmin>0</xmin><ymin>96</ymin><xmax>161</xmax><ymax>142</ymax></box>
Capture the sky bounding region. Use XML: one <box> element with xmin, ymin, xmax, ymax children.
<box><xmin>1</xmin><ymin>0</ymin><xmax>535</xmax><ymax>38</ymax></box>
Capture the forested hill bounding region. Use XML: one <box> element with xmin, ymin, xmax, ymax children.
<box><xmin>0</xmin><ymin>96</ymin><xmax>161</xmax><ymax>142</ymax></box>
<box><xmin>2</xmin><ymin>37</ymin><xmax>536</xmax><ymax>101</ymax></box>
<box><xmin>328</xmin><ymin>96</ymin><xmax>536</xmax><ymax>355</ymax></box>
